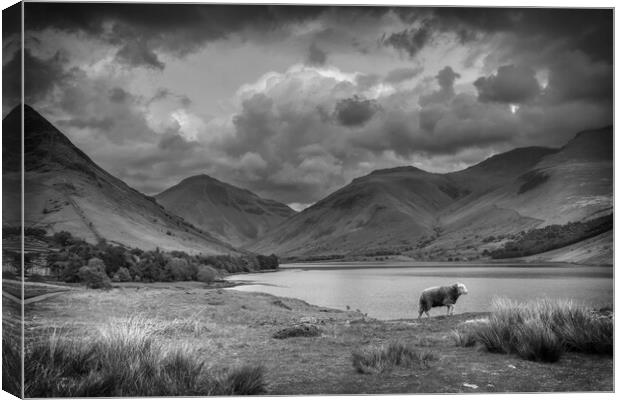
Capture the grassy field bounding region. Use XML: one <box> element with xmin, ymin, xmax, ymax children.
<box><xmin>9</xmin><ymin>280</ymin><xmax>614</xmax><ymax>395</ymax></box>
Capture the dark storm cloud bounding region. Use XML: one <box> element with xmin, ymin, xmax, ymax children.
<box><xmin>2</xmin><ymin>2</ymin><xmax>21</xmax><ymax>39</ymax></box>
<box><xmin>384</xmin><ymin>67</ymin><xmax>423</xmax><ymax>84</ymax></box>
<box><xmin>158</xmin><ymin>133</ymin><xmax>196</xmax><ymax>152</ymax></box>
<box><xmin>544</xmin><ymin>51</ymin><xmax>613</xmax><ymax>103</ymax></box>
<box><xmin>2</xmin><ymin>49</ymin><xmax>21</xmax><ymax>110</ymax></box>
<box><xmin>419</xmin><ymin>105</ymin><xmax>443</xmax><ymax>133</ymax></box>
<box><xmin>2</xmin><ymin>0</ymin><xmax>22</xmax><ymax>111</ymax></box>
<box><xmin>24</xmin><ymin>3</ymin><xmax>332</xmax><ymax>59</ymax></box>
<box><xmin>115</xmin><ymin>39</ymin><xmax>165</xmax><ymax>70</ymax></box>
<box><xmin>435</xmin><ymin>8</ymin><xmax>612</xmax><ymax>63</ymax></box>
<box><xmin>419</xmin><ymin>66</ymin><xmax>460</xmax><ymax>105</ymax></box>
<box><xmin>334</xmin><ymin>95</ymin><xmax>381</xmax><ymax>127</ymax></box>
<box><xmin>387</xmin><ymin>8</ymin><xmax>612</xmax><ymax>65</ymax></box>
<box><xmin>474</xmin><ymin>65</ymin><xmax>541</xmax><ymax>104</ymax></box>
<box><xmin>353</xmin><ymin>93</ymin><xmax>519</xmax><ymax>157</ymax></box>
<box><xmin>382</xmin><ymin>23</ymin><xmax>432</xmax><ymax>57</ymax></box>
<box><xmin>306</xmin><ymin>42</ymin><xmax>327</xmax><ymax>65</ymax></box>
<box><xmin>226</xmin><ymin>94</ymin><xmax>277</xmax><ymax>157</ymax></box>
<box><xmin>109</xmin><ymin>87</ymin><xmax>129</xmax><ymax>103</ymax></box>
<box><xmin>3</xmin><ymin>48</ymin><xmax>68</xmax><ymax>110</ymax></box>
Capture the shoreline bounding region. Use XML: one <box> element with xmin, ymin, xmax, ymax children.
<box><xmin>280</xmin><ymin>259</ymin><xmax>611</xmax><ymax>268</ymax></box>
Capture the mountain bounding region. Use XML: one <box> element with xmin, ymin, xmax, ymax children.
<box><xmin>2</xmin><ymin>105</ymin><xmax>241</xmax><ymax>254</ymax></box>
<box><xmin>249</xmin><ymin>127</ymin><xmax>612</xmax><ymax>261</ymax></box>
<box><xmin>246</xmin><ymin>166</ymin><xmax>463</xmax><ymax>256</ymax></box>
<box><xmin>155</xmin><ymin>174</ymin><xmax>296</xmax><ymax>247</ymax></box>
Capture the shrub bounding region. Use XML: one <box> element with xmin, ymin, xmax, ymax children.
<box><xmin>196</xmin><ymin>265</ymin><xmax>218</xmax><ymax>283</ymax></box>
<box><xmin>256</xmin><ymin>254</ymin><xmax>279</xmax><ymax>270</ymax></box>
<box><xmin>99</xmin><ymin>245</ymin><xmax>129</xmax><ymax>276</ymax></box>
<box><xmin>78</xmin><ymin>258</ymin><xmax>111</xmax><ymax>289</ymax></box>
<box><xmin>272</xmin><ymin>324</ymin><xmax>321</xmax><ymax>339</ymax></box>
<box><xmin>56</xmin><ymin>256</ymin><xmax>83</xmax><ymax>283</ymax></box>
<box><xmin>214</xmin><ymin>365</ymin><xmax>266</xmax><ymax>395</ymax></box>
<box><xmin>351</xmin><ymin>341</ymin><xmax>437</xmax><ymax>374</ymax></box>
<box><xmin>491</xmin><ymin>214</ymin><xmax>612</xmax><ymax>259</ymax></box>
<box><xmin>511</xmin><ymin>319</ymin><xmax>563</xmax><ymax>362</ymax></box>
<box><xmin>23</xmin><ymin>318</ymin><xmax>267</xmax><ymax>397</ymax></box>
<box><xmin>461</xmin><ymin>298</ymin><xmax>613</xmax><ymax>363</ymax></box>
<box><xmin>116</xmin><ymin>267</ymin><xmax>132</xmax><ymax>282</ymax></box>
<box><xmin>452</xmin><ymin>329</ymin><xmax>477</xmax><ymax>347</ymax></box>
<box><xmin>51</xmin><ymin>231</ymin><xmax>74</xmax><ymax>247</ymax></box>
<box><xmin>166</xmin><ymin>258</ymin><xmax>194</xmax><ymax>281</ymax></box>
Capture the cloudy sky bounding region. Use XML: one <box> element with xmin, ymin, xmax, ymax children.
<box><xmin>3</xmin><ymin>3</ymin><xmax>613</xmax><ymax>210</ymax></box>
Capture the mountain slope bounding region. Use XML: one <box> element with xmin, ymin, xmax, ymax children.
<box><xmin>247</xmin><ymin>166</ymin><xmax>470</xmax><ymax>256</ymax></box>
<box><xmin>249</xmin><ymin>127</ymin><xmax>612</xmax><ymax>260</ymax></box>
<box><xmin>2</xmin><ymin>105</ymin><xmax>241</xmax><ymax>254</ymax></box>
<box><xmin>155</xmin><ymin>174</ymin><xmax>296</xmax><ymax>247</ymax></box>
<box><xmin>442</xmin><ymin>126</ymin><xmax>612</xmax><ymax>230</ymax></box>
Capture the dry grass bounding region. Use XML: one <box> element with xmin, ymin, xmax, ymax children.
<box><xmin>2</xmin><ymin>334</ymin><xmax>22</xmax><ymax>397</ymax></box>
<box><xmin>23</xmin><ymin>317</ymin><xmax>266</xmax><ymax>397</ymax></box>
<box><xmin>352</xmin><ymin>341</ymin><xmax>438</xmax><ymax>374</ymax></box>
<box><xmin>22</xmin><ymin>283</ymin><xmax>613</xmax><ymax>394</ymax></box>
<box><xmin>453</xmin><ymin>298</ymin><xmax>613</xmax><ymax>362</ymax></box>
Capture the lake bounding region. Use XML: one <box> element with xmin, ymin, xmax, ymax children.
<box><xmin>226</xmin><ymin>262</ymin><xmax>614</xmax><ymax>320</ymax></box>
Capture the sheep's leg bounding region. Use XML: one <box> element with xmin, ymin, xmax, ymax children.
<box><xmin>446</xmin><ymin>305</ymin><xmax>451</xmax><ymax>315</ymax></box>
<box><xmin>449</xmin><ymin>305</ymin><xmax>454</xmax><ymax>315</ymax></box>
<box><xmin>418</xmin><ymin>310</ymin><xmax>423</xmax><ymax>319</ymax></box>
<box><xmin>425</xmin><ymin>310</ymin><xmax>431</xmax><ymax>319</ymax></box>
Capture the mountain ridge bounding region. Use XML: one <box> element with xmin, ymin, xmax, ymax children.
<box><xmin>248</xmin><ymin>126</ymin><xmax>612</xmax><ymax>261</ymax></box>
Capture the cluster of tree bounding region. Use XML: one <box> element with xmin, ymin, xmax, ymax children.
<box><xmin>36</xmin><ymin>230</ymin><xmax>278</xmax><ymax>286</ymax></box>
<box><xmin>488</xmin><ymin>214</ymin><xmax>612</xmax><ymax>259</ymax></box>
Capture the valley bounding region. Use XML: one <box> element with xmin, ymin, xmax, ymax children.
<box><xmin>2</xmin><ymin>105</ymin><xmax>612</xmax><ymax>264</ymax></box>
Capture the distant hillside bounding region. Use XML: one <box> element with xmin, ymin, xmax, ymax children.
<box><xmin>249</xmin><ymin>126</ymin><xmax>613</xmax><ymax>263</ymax></box>
<box><xmin>155</xmin><ymin>174</ymin><xmax>296</xmax><ymax>247</ymax></box>
<box><xmin>2</xmin><ymin>105</ymin><xmax>242</xmax><ymax>255</ymax></box>
<box><xmin>247</xmin><ymin>166</ymin><xmax>468</xmax><ymax>256</ymax></box>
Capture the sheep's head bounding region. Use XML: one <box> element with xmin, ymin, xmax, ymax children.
<box><xmin>454</xmin><ymin>282</ymin><xmax>468</xmax><ymax>295</ymax></box>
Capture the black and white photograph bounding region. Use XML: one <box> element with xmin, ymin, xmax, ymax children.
<box><xmin>1</xmin><ymin>1</ymin><xmax>615</xmax><ymax>397</ymax></box>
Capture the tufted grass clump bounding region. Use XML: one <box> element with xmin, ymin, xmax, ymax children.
<box><xmin>23</xmin><ymin>317</ymin><xmax>266</xmax><ymax>397</ymax></box>
<box><xmin>453</xmin><ymin>298</ymin><xmax>613</xmax><ymax>363</ymax></box>
<box><xmin>352</xmin><ymin>341</ymin><xmax>438</xmax><ymax>374</ymax></box>
<box><xmin>2</xmin><ymin>334</ymin><xmax>22</xmax><ymax>397</ymax></box>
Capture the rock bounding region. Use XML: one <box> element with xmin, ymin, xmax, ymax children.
<box><xmin>463</xmin><ymin>383</ymin><xmax>479</xmax><ymax>389</ymax></box>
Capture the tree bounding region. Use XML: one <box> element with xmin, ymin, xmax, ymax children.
<box><xmin>100</xmin><ymin>245</ymin><xmax>129</xmax><ymax>276</ymax></box>
<box><xmin>196</xmin><ymin>265</ymin><xmax>218</xmax><ymax>283</ymax></box>
<box><xmin>78</xmin><ymin>258</ymin><xmax>111</xmax><ymax>289</ymax></box>
<box><xmin>52</xmin><ymin>231</ymin><xmax>74</xmax><ymax>247</ymax></box>
<box><xmin>115</xmin><ymin>267</ymin><xmax>131</xmax><ymax>282</ymax></box>
<box><xmin>165</xmin><ymin>257</ymin><xmax>194</xmax><ymax>281</ymax></box>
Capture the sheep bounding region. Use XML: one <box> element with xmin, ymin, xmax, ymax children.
<box><xmin>418</xmin><ymin>282</ymin><xmax>468</xmax><ymax>319</ymax></box>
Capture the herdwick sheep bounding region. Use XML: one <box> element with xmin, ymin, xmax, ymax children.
<box><xmin>418</xmin><ymin>283</ymin><xmax>468</xmax><ymax>319</ymax></box>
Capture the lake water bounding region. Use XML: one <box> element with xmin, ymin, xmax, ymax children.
<box><xmin>226</xmin><ymin>262</ymin><xmax>614</xmax><ymax>320</ymax></box>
